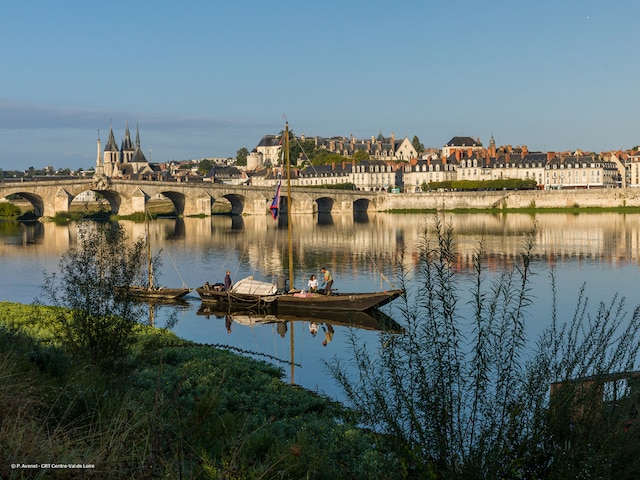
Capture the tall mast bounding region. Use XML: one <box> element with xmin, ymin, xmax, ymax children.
<box><xmin>146</xmin><ymin>212</ymin><xmax>153</xmax><ymax>289</ymax></box>
<box><xmin>285</xmin><ymin>122</ymin><xmax>295</xmax><ymax>385</ymax></box>
<box><xmin>285</xmin><ymin>122</ymin><xmax>294</xmax><ymax>290</ymax></box>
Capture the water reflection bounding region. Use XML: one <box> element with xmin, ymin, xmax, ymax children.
<box><xmin>196</xmin><ymin>304</ymin><xmax>404</xmax><ymax>334</ymax></box>
<box><xmin>3</xmin><ymin>212</ymin><xmax>640</xmax><ymax>399</ymax></box>
<box><xmin>317</xmin><ymin>212</ymin><xmax>333</xmax><ymax>225</ymax></box>
<box><xmin>4</xmin><ymin>211</ymin><xmax>640</xmax><ymax>286</ymax></box>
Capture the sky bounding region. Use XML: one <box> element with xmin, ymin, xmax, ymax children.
<box><xmin>1</xmin><ymin>0</ymin><xmax>639</xmax><ymax>171</ymax></box>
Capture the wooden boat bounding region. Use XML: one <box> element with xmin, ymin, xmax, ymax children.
<box><xmin>118</xmin><ymin>214</ymin><xmax>191</xmax><ymax>301</ymax></box>
<box><xmin>197</xmin><ymin>277</ymin><xmax>402</xmax><ymax>312</ymax></box>
<box><xmin>276</xmin><ymin>289</ymin><xmax>404</xmax><ymax>312</ymax></box>
<box><xmin>122</xmin><ymin>285</ymin><xmax>191</xmax><ymax>301</ymax></box>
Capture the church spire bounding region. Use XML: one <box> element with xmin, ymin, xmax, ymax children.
<box><xmin>95</xmin><ymin>130</ymin><xmax>104</xmax><ymax>176</ymax></box>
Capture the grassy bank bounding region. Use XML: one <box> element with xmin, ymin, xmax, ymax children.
<box><xmin>0</xmin><ymin>302</ymin><xmax>395</xmax><ymax>479</ymax></box>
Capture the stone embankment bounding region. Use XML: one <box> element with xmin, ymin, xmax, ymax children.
<box><xmin>378</xmin><ymin>189</ymin><xmax>640</xmax><ymax>211</ymax></box>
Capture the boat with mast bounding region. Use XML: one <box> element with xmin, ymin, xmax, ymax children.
<box><xmin>119</xmin><ymin>213</ymin><xmax>191</xmax><ymax>301</ymax></box>
<box><xmin>196</xmin><ymin>121</ymin><xmax>403</xmax><ymax>312</ymax></box>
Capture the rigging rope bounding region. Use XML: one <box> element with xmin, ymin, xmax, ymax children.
<box><xmin>282</xmin><ymin>114</ymin><xmax>397</xmax><ymax>291</ymax></box>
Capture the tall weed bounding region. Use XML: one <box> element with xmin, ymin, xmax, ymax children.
<box><xmin>331</xmin><ymin>215</ymin><xmax>640</xmax><ymax>479</ymax></box>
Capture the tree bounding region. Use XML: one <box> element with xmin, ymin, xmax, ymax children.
<box><xmin>41</xmin><ymin>221</ymin><xmax>148</xmax><ymax>368</ymax></box>
<box><xmin>352</xmin><ymin>150</ymin><xmax>370</xmax><ymax>163</ymax></box>
<box><xmin>236</xmin><ymin>147</ymin><xmax>249</xmax><ymax>166</ymax></box>
<box><xmin>412</xmin><ymin>135</ymin><xmax>424</xmax><ymax>154</ymax></box>
<box><xmin>310</xmin><ymin>150</ymin><xmax>346</xmax><ymax>166</ymax></box>
<box><xmin>198</xmin><ymin>158</ymin><xmax>214</xmax><ymax>176</ymax></box>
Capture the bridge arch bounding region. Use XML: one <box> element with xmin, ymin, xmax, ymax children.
<box><xmin>4</xmin><ymin>191</ymin><xmax>45</xmax><ymax>217</ymax></box>
<box><xmin>156</xmin><ymin>190</ymin><xmax>186</xmax><ymax>215</ymax></box>
<box><xmin>315</xmin><ymin>196</ymin><xmax>335</xmax><ymax>214</ymax></box>
<box><xmin>354</xmin><ymin>198</ymin><xmax>370</xmax><ymax>214</ymax></box>
<box><xmin>211</xmin><ymin>193</ymin><xmax>246</xmax><ymax>215</ymax></box>
<box><xmin>89</xmin><ymin>189</ymin><xmax>121</xmax><ymax>215</ymax></box>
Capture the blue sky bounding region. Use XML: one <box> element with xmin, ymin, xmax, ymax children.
<box><xmin>1</xmin><ymin>0</ymin><xmax>638</xmax><ymax>171</ymax></box>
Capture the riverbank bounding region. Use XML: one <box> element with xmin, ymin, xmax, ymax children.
<box><xmin>379</xmin><ymin>188</ymin><xmax>640</xmax><ymax>212</ymax></box>
<box><xmin>0</xmin><ymin>301</ymin><xmax>391</xmax><ymax>479</ymax></box>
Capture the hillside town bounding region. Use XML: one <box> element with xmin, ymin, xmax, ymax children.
<box><xmin>6</xmin><ymin>124</ymin><xmax>640</xmax><ymax>192</ymax></box>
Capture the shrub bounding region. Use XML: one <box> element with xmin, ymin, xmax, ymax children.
<box><xmin>40</xmin><ymin>220</ymin><xmax>148</xmax><ymax>368</ymax></box>
<box><xmin>0</xmin><ymin>202</ymin><xmax>21</xmax><ymax>217</ymax></box>
<box><xmin>331</xmin><ymin>216</ymin><xmax>640</xmax><ymax>478</ymax></box>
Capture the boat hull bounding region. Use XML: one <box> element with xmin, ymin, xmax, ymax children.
<box><xmin>276</xmin><ymin>289</ymin><xmax>404</xmax><ymax>312</ymax></box>
<box><xmin>118</xmin><ymin>286</ymin><xmax>191</xmax><ymax>301</ymax></box>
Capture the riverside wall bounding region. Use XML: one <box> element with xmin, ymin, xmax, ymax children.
<box><xmin>376</xmin><ymin>188</ymin><xmax>640</xmax><ymax>211</ymax></box>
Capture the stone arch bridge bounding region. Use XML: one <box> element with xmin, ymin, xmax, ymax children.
<box><xmin>0</xmin><ymin>178</ymin><xmax>387</xmax><ymax>218</ymax></box>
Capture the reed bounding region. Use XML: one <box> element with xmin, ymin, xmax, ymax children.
<box><xmin>330</xmin><ymin>215</ymin><xmax>640</xmax><ymax>478</ymax></box>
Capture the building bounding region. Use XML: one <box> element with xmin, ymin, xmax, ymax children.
<box><xmin>254</xmin><ymin>131</ymin><xmax>418</xmax><ymax>166</ymax></box>
<box><xmin>441</xmin><ymin>136</ymin><xmax>484</xmax><ymax>159</ymax></box>
<box><xmin>403</xmin><ymin>157</ymin><xmax>457</xmax><ymax>191</ymax></box>
<box><xmin>96</xmin><ymin>123</ymin><xmax>154</xmax><ymax>179</ymax></box>
<box><xmin>544</xmin><ymin>154</ymin><xmax>619</xmax><ymax>189</ymax></box>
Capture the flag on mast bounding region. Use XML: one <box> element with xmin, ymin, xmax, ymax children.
<box><xmin>270</xmin><ymin>181</ymin><xmax>281</xmax><ymax>219</ymax></box>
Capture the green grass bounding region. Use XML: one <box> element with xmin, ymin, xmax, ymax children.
<box><xmin>0</xmin><ymin>301</ymin><xmax>395</xmax><ymax>480</ymax></box>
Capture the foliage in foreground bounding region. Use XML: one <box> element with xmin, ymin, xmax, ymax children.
<box><xmin>0</xmin><ymin>301</ymin><xmax>396</xmax><ymax>480</ymax></box>
<box><xmin>39</xmin><ymin>220</ymin><xmax>149</xmax><ymax>368</ymax></box>
<box><xmin>330</xmin><ymin>216</ymin><xmax>640</xmax><ymax>479</ymax></box>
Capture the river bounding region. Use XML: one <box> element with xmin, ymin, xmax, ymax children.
<box><xmin>2</xmin><ymin>212</ymin><xmax>640</xmax><ymax>401</ymax></box>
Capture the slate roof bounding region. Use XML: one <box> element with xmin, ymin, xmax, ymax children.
<box><xmin>445</xmin><ymin>136</ymin><xmax>482</xmax><ymax>147</ymax></box>
<box><xmin>130</xmin><ymin>146</ymin><xmax>148</xmax><ymax>164</ymax></box>
<box><xmin>206</xmin><ymin>166</ymin><xmax>242</xmax><ymax>179</ymax></box>
<box><xmin>299</xmin><ymin>163</ymin><xmax>352</xmax><ymax>177</ymax></box>
<box><xmin>105</xmin><ymin>127</ymin><xmax>119</xmax><ymax>152</ymax></box>
<box><xmin>257</xmin><ymin>135</ymin><xmax>280</xmax><ymax>147</ymax></box>
<box><xmin>121</xmin><ymin>122</ymin><xmax>134</xmax><ymax>152</ymax></box>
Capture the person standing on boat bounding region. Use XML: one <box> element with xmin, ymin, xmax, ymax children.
<box><xmin>224</xmin><ymin>270</ymin><xmax>232</xmax><ymax>291</ymax></box>
<box><xmin>308</xmin><ymin>275</ymin><xmax>318</xmax><ymax>293</ymax></box>
<box><xmin>320</xmin><ymin>267</ymin><xmax>333</xmax><ymax>295</ymax></box>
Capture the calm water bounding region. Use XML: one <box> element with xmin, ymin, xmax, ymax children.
<box><xmin>2</xmin><ymin>212</ymin><xmax>640</xmax><ymax>401</ymax></box>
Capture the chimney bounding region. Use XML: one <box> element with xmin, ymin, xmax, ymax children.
<box><xmin>547</xmin><ymin>151</ymin><xmax>556</xmax><ymax>161</ymax></box>
<box><xmin>455</xmin><ymin>150</ymin><xmax>461</xmax><ymax>161</ymax></box>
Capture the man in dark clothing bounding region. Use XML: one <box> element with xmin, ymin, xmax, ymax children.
<box><xmin>224</xmin><ymin>270</ymin><xmax>232</xmax><ymax>291</ymax></box>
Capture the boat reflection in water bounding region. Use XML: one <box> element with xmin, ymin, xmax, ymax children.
<box><xmin>196</xmin><ymin>304</ymin><xmax>405</xmax><ymax>334</ymax></box>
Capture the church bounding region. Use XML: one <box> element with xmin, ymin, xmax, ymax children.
<box><xmin>95</xmin><ymin>123</ymin><xmax>154</xmax><ymax>179</ymax></box>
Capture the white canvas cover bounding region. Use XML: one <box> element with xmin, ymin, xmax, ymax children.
<box><xmin>231</xmin><ymin>276</ymin><xmax>278</xmax><ymax>296</ymax></box>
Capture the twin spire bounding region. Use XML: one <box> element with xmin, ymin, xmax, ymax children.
<box><xmin>95</xmin><ymin>121</ymin><xmax>149</xmax><ymax>178</ymax></box>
